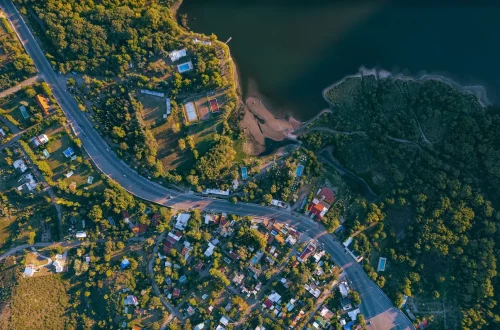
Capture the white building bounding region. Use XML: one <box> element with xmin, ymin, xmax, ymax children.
<box><xmin>13</xmin><ymin>159</ymin><xmax>28</xmax><ymax>173</ymax></box>
<box><xmin>203</xmin><ymin>188</ymin><xmax>230</xmax><ymax>196</ymax></box>
<box><xmin>30</xmin><ymin>134</ymin><xmax>49</xmax><ymax>147</ymax></box>
<box><xmin>168</xmin><ymin>48</ymin><xmax>187</xmax><ymax>62</ymax></box>
<box><xmin>271</xmin><ymin>199</ymin><xmax>287</xmax><ymax>208</ymax></box>
<box><xmin>174</xmin><ymin>213</ymin><xmax>191</xmax><ymax>230</ymax></box>
<box><xmin>75</xmin><ymin>231</ymin><xmax>87</xmax><ymax>238</ymax></box>
<box><xmin>140</xmin><ymin>89</ymin><xmax>165</xmax><ymax>97</ymax></box>
<box><xmin>17</xmin><ymin>173</ymin><xmax>37</xmax><ymax>191</ymax></box>
<box><xmin>204</xmin><ymin>242</ymin><xmax>215</xmax><ymax>258</ymax></box>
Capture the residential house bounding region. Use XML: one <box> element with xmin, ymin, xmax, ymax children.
<box><xmin>174</xmin><ymin>213</ymin><xmax>191</xmax><ymax>230</ymax></box>
<box><xmin>308</xmin><ymin>187</ymin><xmax>335</xmax><ymax>219</ymax></box>
<box><xmin>13</xmin><ymin>159</ymin><xmax>28</xmax><ymax>173</ymax></box>
<box><xmin>35</xmin><ymin>94</ymin><xmax>50</xmax><ymax>116</ymax></box>
<box><xmin>232</xmin><ymin>273</ymin><xmax>245</xmax><ymax>286</ymax></box>
<box><xmin>319</xmin><ymin>306</ymin><xmax>334</xmax><ymax>320</ymax></box>
<box><xmin>30</xmin><ymin>134</ymin><xmax>49</xmax><ymax>148</ymax></box>
<box><xmin>298</xmin><ymin>240</ymin><xmax>317</xmax><ymax>262</ymax></box>
<box><xmin>124</xmin><ymin>295</ymin><xmax>139</xmax><ymax>306</ymax></box>
<box><xmin>204</xmin><ymin>242</ymin><xmax>216</xmax><ymax>257</ymax></box>
<box><xmin>23</xmin><ymin>265</ymin><xmax>35</xmax><ymax>277</ymax></box>
<box><xmin>168</xmin><ymin>49</ymin><xmax>187</xmax><ymax>62</ymax></box>
<box><xmin>0</xmin><ymin>128</ymin><xmax>5</xmax><ymax>140</ymax></box>
<box><xmin>121</xmin><ymin>258</ymin><xmax>130</xmax><ymax>270</ymax></box>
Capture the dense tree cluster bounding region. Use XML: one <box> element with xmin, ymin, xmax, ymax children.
<box><xmin>0</xmin><ymin>18</ymin><xmax>36</xmax><ymax>91</ymax></box>
<box><xmin>18</xmin><ymin>0</ymin><xmax>181</xmax><ymax>75</ymax></box>
<box><xmin>309</xmin><ymin>75</ymin><xmax>500</xmax><ymax>328</ymax></box>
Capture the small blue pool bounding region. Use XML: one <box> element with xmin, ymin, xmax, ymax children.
<box><xmin>241</xmin><ymin>167</ymin><xmax>248</xmax><ymax>180</ymax></box>
<box><xmin>296</xmin><ymin>164</ymin><xmax>304</xmax><ymax>177</ymax></box>
<box><xmin>178</xmin><ymin>62</ymin><xmax>193</xmax><ymax>73</ymax></box>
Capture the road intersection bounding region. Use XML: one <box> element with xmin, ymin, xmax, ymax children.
<box><xmin>0</xmin><ymin>1</ymin><xmax>413</xmax><ymax>328</ymax></box>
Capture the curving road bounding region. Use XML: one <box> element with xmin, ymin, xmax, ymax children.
<box><xmin>0</xmin><ymin>1</ymin><xmax>413</xmax><ymax>329</ymax></box>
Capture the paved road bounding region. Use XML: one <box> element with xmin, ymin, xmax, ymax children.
<box><xmin>0</xmin><ymin>1</ymin><xmax>413</xmax><ymax>329</ymax></box>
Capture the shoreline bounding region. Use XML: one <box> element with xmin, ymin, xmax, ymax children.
<box><xmin>322</xmin><ymin>66</ymin><xmax>491</xmax><ymax>108</ymax></box>
<box><xmin>174</xmin><ymin>0</ymin><xmax>298</xmax><ymax>155</ymax></box>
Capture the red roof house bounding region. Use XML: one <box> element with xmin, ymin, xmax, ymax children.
<box><xmin>263</xmin><ymin>299</ymin><xmax>273</xmax><ymax>309</ymax></box>
<box><xmin>308</xmin><ymin>187</ymin><xmax>336</xmax><ymax>219</ymax></box>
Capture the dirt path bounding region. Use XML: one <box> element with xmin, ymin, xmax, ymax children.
<box><xmin>385</xmin><ymin>135</ymin><xmax>424</xmax><ymax>151</ymax></box>
<box><xmin>296</xmin><ymin>126</ymin><xmax>366</xmax><ymax>137</ymax></box>
<box><xmin>148</xmin><ymin>231</ymin><xmax>182</xmax><ymax>323</ymax></box>
<box><xmin>0</xmin><ymin>75</ymin><xmax>39</xmax><ymax>98</ymax></box>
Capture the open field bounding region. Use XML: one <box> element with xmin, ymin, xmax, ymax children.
<box><xmin>0</xmin><ymin>83</ymin><xmax>47</xmax><ymax>130</ymax></box>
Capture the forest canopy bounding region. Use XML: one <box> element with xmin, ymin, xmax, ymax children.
<box><xmin>303</xmin><ymin>75</ymin><xmax>500</xmax><ymax>329</ymax></box>
<box><xmin>19</xmin><ymin>0</ymin><xmax>182</xmax><ymax>74</ymax></box>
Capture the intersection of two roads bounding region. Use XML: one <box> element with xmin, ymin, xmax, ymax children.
<box><xmin>0</xmin><ymin>1</ymin><xmax>413</xmax><ymax>328</ymax></box>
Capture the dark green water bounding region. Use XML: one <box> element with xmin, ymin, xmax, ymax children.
<box><xmin>179</xmin><ymin>0</ymin><xmax>500</xmax><ymax>121</ymax></box>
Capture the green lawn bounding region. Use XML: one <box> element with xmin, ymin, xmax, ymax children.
<box><xmin>0</xmin><ymin>84</ymin><xmax>46</xmax><ymax>130</ymax></box>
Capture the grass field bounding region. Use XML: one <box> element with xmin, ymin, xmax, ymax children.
<box><xmin>43</xmin><ymin>126</ymin><xmax>103</xmax><ymax>191</ymax></box>
<box><xmin>0</xmin><ymin>83</ymin><xmax>45</xmax><ymax>130</ymax></box>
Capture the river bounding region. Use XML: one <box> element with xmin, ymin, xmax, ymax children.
<box><xmin>179</xmin><ymin>0</ymin><xmax>500</xmax><ymax>121</ymax></box>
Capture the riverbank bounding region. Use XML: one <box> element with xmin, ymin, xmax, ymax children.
<box><xmin>174</xmin><ymin>1</ymin><xmax>302</xmax><ymax>155</ymax></box>
<box><xmin>239</xmin><ymin>80</ymin><xmax>303</xmax><ymax>154</ymax></box>
<box><xmin>322</xmin><ymin>66</ymin><xmax>491</xmax><ymax>108</ymax></box>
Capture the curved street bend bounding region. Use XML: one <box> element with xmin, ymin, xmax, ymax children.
<box><xmin>0</xmin><ymin>1</ymin><xmax>413</xmax><ymax>329</ymax></box>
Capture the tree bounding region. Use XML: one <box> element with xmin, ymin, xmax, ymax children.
<box><xmin>150</xmin><ymin>296</ymin><xmax>162</xmax><ymax>309</ymax></box>
<box><xmin>178</xmin><ymin>138</ymin><xmax>186</xmax><ymax>150</ymax></box>
<box><xmin>349</xmin><ymin>291</ymin><xmax>361</xmax><ymax>306</ymax></box>
<box><xmin>88</xmin><ymin>205</ymin><xmax>103</xmax><ymax>222</ymax></box>
<box><xmin>209</xmin><ymin>268</ymin><xmax>230</xmax><ymax>289</ymax></box>
<box><xmin>27</xmin><ymin>231</ymin><xmax>35</xmax><ymax>245</ymax></box>
<box><xmin>263</xmin><ymin>194</ymin><xmax>273</xmax><ymax>205</ymax></box>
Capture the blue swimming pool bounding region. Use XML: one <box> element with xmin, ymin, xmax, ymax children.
<box><xmin>241</xmin><ymin>167</ymin><xmax>248</xmax><ymax>179</ymax></box>
<box><xmin>296</xmin><ymin>164</ymin><xmax>304</xmax><ymax>177</ymax></box>
<box><xmin>178</xmin><ymin>62</ymin><xmax>193</xmax><ymax>73</ymax></box>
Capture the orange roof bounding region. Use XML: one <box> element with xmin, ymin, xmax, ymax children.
<box><xmin>35</xmin><ymin>95</ymin><xmax>50</xmax><ymax>114</ymax></box>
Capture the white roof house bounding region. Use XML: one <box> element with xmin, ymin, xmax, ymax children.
<box><xmin>339</xmin><ymin>281</ymin><xmax>350</xmax><ymax>297</ymax></box>
<box><xmin>194</xmin><ymin>323</ymin><xmax>205</xmax><ymax>330</ymax></box>
<box><xmin>75</xmin><ymin>231</ymin><xmax>87</xmax><ymax>238</ymax></box>
<box><xmin>204</xmin><ymin>242</ymin><xmax>215</xmax><ymax>258</ymax></box>
<box><xmin>13</xmin><ymin>159</ymin><xmax>28</xmax><ymax>173</ymax></box>
<box><xmin>124</xmin><ymin>295</ymin><xmax>139</xmax><ymax>306</ymax></box>
<box><xmin>140</xmin><ymin>89</ymin><xmax>165</xmax><ymax>97</ymax></box>
<box><xmin>271</xmin><ymin>199</ymin><xmax>287</xmax><ymax>208</ymax></box>
<box><xmin>220</xmin><ymin>316</ymin><xmax>229</xmax><ymax>326</ymax></box>
<box><xmin>348</xmin><ymin>308</ymin><xmax>361</xmax><ymax>321</ymax></box>
<box><xmin>174</xmin><ymin>213</ymin><xmax>191</xmax><ymax>230</ymax></box>
<box><xmin>205</xmin><ymin>214</ymin><xmax>216</xmax><ymax>225</ymax></box>
<box><xmin>24</xmin><ymin>266</ymin><xmax>35</xmax><ymax>277</ymax></box>
<box><xmin>30</xmin><ymin>134</ymin><xmax>49</xmax><ymax>147</ymax></box>
<box><xmin>0</xmin><ymin>128</ymin><xmax>5</xmax><ymax>139</ymax></box>
<box><xmin>54</xmin><ymin>260</ymin><xmax>64</xmax><ymax>273</ymax></box>
<box><xmin>203</xmin><ymin>188</ymin><xmax>230</xmax><ymax>196</ymax></box>
<box><xmin>18</xmin><ymin>173</ymin><xmax>37</xmax><ymax>191</ymax></box>
<box><xmin>166</xmin><ymin>97</ymin><xmax>171</xmax><ymax>115</ymax></box>
<box><xmin>268</xmin><ymin>292</ymin><xmax>282</xmax><ymax>303</ymax></box>
<box><xmin>193</xmin><ymin>38</ymin><xmax>212</xmax><ymax>46</ymax></box>
<box><xmin>168</xmin><ymin>48</ymin><xmax>187</xmax><ymax>62</ymax></box>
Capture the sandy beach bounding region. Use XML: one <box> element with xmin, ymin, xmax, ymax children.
<box><xmin>239</xmin><ymin>81</ymin><xmax>302</xmax><ymax>155</ymax></box>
